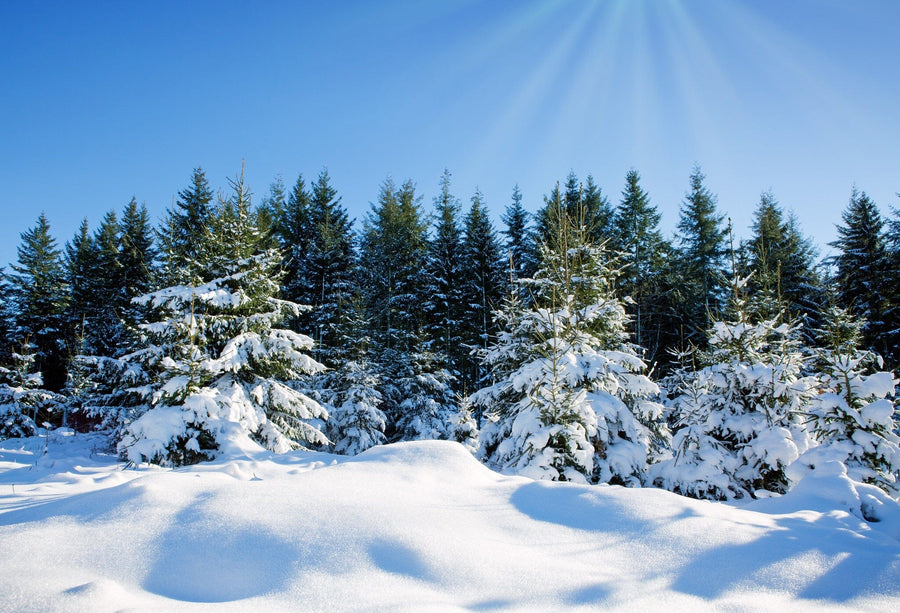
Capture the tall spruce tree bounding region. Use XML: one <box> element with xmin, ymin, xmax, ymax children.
<box><xmin>746</xmin><ymin>191</ymin><xmax>822</xmax><ymax>328</ymax></box>
<box><xmin>304</xmin><ymin>169</ymin><xmax>356</xmax><ymax>365</ymax></box>
<box><xmin>65</xmin><ymin>219</ymin><xmax>99</xmax><ymax>352</ymax></box>
<box><xmin>673</xmin><ymin>166</ymin><xmax>728</xmax><ymax>350</ymax></box>
<box><xmin>275</xmin><ymin>174</ymin><xmax>313</xmax><ymax>321</ymax></box>
<box><xmin>422</xmin><ymin>169</ymin><xmax>465</xmax><ymax>372</ymax></box>
<box><xmin>614</xmin><ymin>169</ymin><xmax>668</xmax><ymax>363</ymax></box>
<box><xmin>10</xmin><ymin>214</ymin><xmax>70</xmax><ymax>391</ymax></box>
<box><xmin>159</xmin><ymin>167</ymin><xmax>214</xmax><ymax>285</ymax></box>
<box><xmin>360</xmin><ymin>177</ymin><xmax>429</xmax><ymax>351</ymax></box>
<box><xmin>118</xmin><ymin>198</ymin><xmax>157</xmax><ymax>328</ymax></box>
<box><xmin>502</xmin><ymin>184</ymin><xmax>535</xmax><ymax>281</ymax></box>
<box><xmin>582</xmin><ymin>174</ymin><xmax>615</xmax><ymax>245</ymax></box>
<box><xmin>831</xmin><ymin>189</ymin><xmax>891</xmax><ymax>361</ymax></box>
<box><xmin>0</xmin><ymin>270</ymin><xmax>14</xmax><ymax>364</ymax></box>
<box><xmin>459</xmin><ymin>188</ymin><xmax>505</xmax><ymax>390</ymax></box>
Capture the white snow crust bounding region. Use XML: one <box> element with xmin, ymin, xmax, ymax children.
<box><xmin>1</xmin><ymin>429</ymin><xmax>899</xmax><ymax>612</ymax></box>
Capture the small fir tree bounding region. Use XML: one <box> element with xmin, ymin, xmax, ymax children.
<box><xmin>653</xmin><ymin>275</ymin><xmax>815</xmax><ymax>499</ymax></box>
<box><xmin>796</xmin><ymin>306</ymin><xmax>900</xmax><ymax>495</ymax></box>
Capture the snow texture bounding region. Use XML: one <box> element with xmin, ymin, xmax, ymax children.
<box><xmin>1</xmin><ymin>430</ymin><xmax>899</xmax><ymax>612</ymax></box>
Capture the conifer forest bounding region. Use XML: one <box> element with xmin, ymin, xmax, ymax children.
<box><xmin>1</xmin><ymin>163</ymin><xmax>899</xmax><ymax>500</ymax></box>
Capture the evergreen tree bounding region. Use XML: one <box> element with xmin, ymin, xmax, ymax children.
<box><xmin>256</xmin><ymin>175</ymin><xmax>286</xmax><ymax>251</ymax></box>
<box><xmin>320</xmin><ymin>291</ymin><xmax>387</xmax><ymax>455</ymax></box>
<box><xmin>91</xmin><ymin>210</ymin><xmax>126</xmax><ymax>356</ymax></box>
<box><xmin>796</xmin><ymin>305</ymin><xmax>900</xmax><ymax>495</ymax></box>
<box><xmin>64</xmin><ymin>219</ymin><xmax>99</xmax><ymax>352</ymax></box>
<box><xmin>581</xmin><ymin>175</ymin><xmax>615</xmax><ymax>245</ymax></box>
<box><xmin>274</xmin><ymin>174</ymin><xmax>313</xmax><ymax>321</ymax></box>
<box><xmin>0</xmin><ymin>342</ymin><xmax>65</xmax><ymax>439</ymax></box>
<box><xmin>422</xmin><ymin>169</ymin><xmax>465</xmax><ymax>372</ymax></box>
<box><xmin>473</xmin><ymin>202</ymin><xmax>666</xmax><ymax>484</ymax></box>
<box><xmin>0</xmin><ymin>270</ymin><xmax>13</xmax><ymax>364</ymax></box>
<box><xmin>501</xmin><ymin>184</ymin><xmax>535</xmax><ymax>281</ymax></box>
<box><xmin>746</xmin><ymin>191</ymin><xmax>822</xmax><ymax>328</ymax></box>
<box><xmin>673</xmin><ymin>166</ymin><xmax>728</xmax><ymax>351</ymax></box>
<box><xmin>159</xmin><ymin>167</ymin><xmax>214</xmax><ymax>285</ymax></box>
<box><xmin>117</xmin><ymin>166</ymin><xmax>328</xmax><ymax>466</ymax></box>
<box><xmin>9</xmin><ymin>214</ymin><xmax>69</xmax><ymax>391</ymax></box>
<box><xmin>653</xmin><ymin>275</ymin><xmax>815</xmax><ymax>499</ymax></box>
<box><xmin>459</xmin><ymin>189</ymin><xmax>505</xmax><ymax>390</ymax></box>
<box><xmin>304</xmin><ymin>169</ymin><xmax>356</xmax><ymax>364</ymax></box>
<box><xmin>118</xmin><ymin>198</ymin><xmax>157</xmax><ymax>331</ymax></box>
<box><xmin>359</xmin><ymin>177</ymin><xmax>429</xmax><ymax>351</ymax></box>
<box><xmin>614</xmin><ymin>169</ymin><xmax>668</xmax><ymax>363</ymax></box>
<box><xmin>831</xmin><ymin>189</ymin><xmax>891</xmax><ymax>360</ymax></box>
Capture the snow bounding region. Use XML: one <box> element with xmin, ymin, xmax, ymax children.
<box><xmin>2</xmin><ymin>430</ymin><xmax>900</xmax><ymax>612</ymax></box>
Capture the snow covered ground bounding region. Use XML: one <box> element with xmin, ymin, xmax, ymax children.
<box><xmin>1</xmin><ymin>431</ymin><xmax>899</xmax><ymax>612</ymax></box>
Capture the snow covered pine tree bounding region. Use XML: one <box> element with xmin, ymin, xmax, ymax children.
<box><xmin>473</xmin><ymin>196</ymin><xmax>666</xmax><ymax>484</ymax></box>
<box><xmin>117</xmin><ymin>167</ymin><xmax>329</xmax><ymax>465</ymax></box>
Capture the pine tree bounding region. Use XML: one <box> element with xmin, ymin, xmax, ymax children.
<box><xmin>796</xmin><ymin>305</ymin><xmax>900</xmax><ymax>495</ymax></box>
<box><xmin>422</xmin><ymin>169</ymin><xmax>465</xmax><ymax>372</ymax></box>
<box><xmin>118</xmin><ymin>198</ymin><xmax>157</xmax><ymax>334</ymax></box>
<box><xmin>321</xmin><ymin>292</ymin><xmax>387</xmax><ymax>455</ymax></box>
<box><xmin>473</xmin><ymin>201</ymin><xmax>666</xmax><ymax>484</ymax></box>
<box><xmin>459</xmin><ymin>189</ymin><xmax>505</xmax><ymax>390</ymax></box>
<box><xmin>0</xmin><ymin>270</ymin><xmax>13</xmax><ymax>364</ymax></box>
<box><xmin>746</xmin><ymin>191</ymin><xmax>822</xmax><ymax>328</ymax></box>
<box><xmin>65</xmin><ymin>219</ymin><xmax>99</xmax><ymax>351</ymax></box>
<box><xmin>360</xmin><ymin>177</ymin><xmax>429</xmax><ymax>351</ymax></box>
<box><xmin>159</xmin><ymin>167</ymin><xmax>214</xmax><ymax>285</ymax></box>
<box><xmin>274</xmin><ymin>173</ymin><xmax>313</xmax><ymax>325</ymax></box>
<box><xmin>831</xmin><ymin>189</ymin><xmax>891</xmax><ymax>360</ymax></box>
<box><xmin>673</xmin><ymin>166</ymin><xmax>728</xmax><ymax>350</ymax></box>
<box><xmin>502</xmin><ymin>184</ymin><xmax>535</xmax><ymax>281</ymax></box>
<box><xmin>581</xmin><ymin>175</ymin><xmax>615</xmax><ymax>245</ymax></box>
<box><xmin>255</xmin><ymin>175</ymin><xmax>286</xmax><ymax>251</ymax></box>
<box><xmin>10</xmin><ymin>214</ymin><xmax>70</xmax><ymax>392</ymax></box>
<box><xmin>614</xmin><ymin>169</ymin><xmax>669</xmax><ymax>363</ymax></box>
<box><xmin>91</xmin><ymin>210</ymin><xmax>126</xmax><ymax>356</ymax></box>
<box><xmin>653</xmin><ymin>275</ymin><xmax>815</xmax><ymax>499</ymax></box>
<box><xmin>0</xmin><ymin>342</ymin><xmax>65</xmax><ymax>439</ymax></box>
<box><xmin>304</xmin><ymin>169</ymin><xmax>356</xmax><ymax>365</ymax></box>
<box><xmin>117</xmin><ymin>165</ymin><xmax>329</xmax><ymax>466</ymax></box>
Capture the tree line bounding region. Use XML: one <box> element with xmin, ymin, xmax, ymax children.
<box><xmin>0</xmin><ymin>163</ymin><xmax>897</xmax><ymax>499</ymax></box>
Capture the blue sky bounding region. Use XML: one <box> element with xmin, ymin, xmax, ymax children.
<box><xmin>1</xmin><ymin>0</ymin><xmax>898</xmax><ymax>270</ymax></box>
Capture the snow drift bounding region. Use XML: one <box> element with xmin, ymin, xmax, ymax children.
<box><xmin>1</xmin><ymin>430</ymin><xmax>899</xmax><ymax>612</ymax></box>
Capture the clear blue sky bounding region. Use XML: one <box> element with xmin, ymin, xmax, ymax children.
<box><xmin>1</xmin><ymin>0</ymin><xmax>898</xmax><ymax>270</ymax></box>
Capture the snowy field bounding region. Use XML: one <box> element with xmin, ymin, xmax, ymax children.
<box><xmin>1</xmin><ymin>431</ymin><xmax>899</xmax><ymax>612</ymax></box>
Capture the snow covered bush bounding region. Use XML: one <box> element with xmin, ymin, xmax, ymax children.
<box><xmin>325</xmin><ymin>359</ymin><xmax>386</xmax><ymax>455</ymax></box>
<box><xmin>473</xmin><ymin>208</ymin><xmax>667</xmax><ymax>485</ymax></box>
<box><xmin>117</xmin><ymin>170</ymin><xmax>329</xmax><ymax>466</ymax></box>
<box><xmin>0</xmin><ymin>347</ymin><xmax>64</xmax><ymax>439</ymax></box>
<box><xmin>793</xmin><ymin>306</ymin><xmax>900</xmax><ymax>495</ymax></box>
<box><xmin>383</xmin><ymin>348</ymin><xmax>458</xmax><ymax>442</ymax></box>
<box><xmin>653</xmin><ymin>277</ymin><xmax>815</xmax><ymax>499</ymax></box>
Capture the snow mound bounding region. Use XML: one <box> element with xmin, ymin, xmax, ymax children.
<box><xmin>1</xmin><ymin>432</ymin><xmax>899</xmax><ymax>612</ymax></box>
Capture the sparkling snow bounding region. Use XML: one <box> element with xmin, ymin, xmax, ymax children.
<box><xmin>1</xmin><ymin>430</ymin><xmax>899</xmax><ymax>612</ymax></box>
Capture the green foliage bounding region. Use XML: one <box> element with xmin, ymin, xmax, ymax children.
<box><xmin>10</xmin><ymin>214</ymin><xmax>70</xmax><ymax>391</ymax></box>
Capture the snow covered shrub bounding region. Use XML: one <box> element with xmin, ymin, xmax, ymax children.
<box><xmin>384</xmin><ymin>348</ymin><xmax>458</xmax><ymax>442</ymax></box>
<box><xmin>325</xmin><ymin>359</ymin><xmax>387</xmax><ymax>455</ymax></box>
<box><xmin>449</xmin><ymin>394</ymin><xmax>479</xmax><ymax>453</ymax></box>
<box><xmin>473</xmin><ymin>208</ymin><xmax>667</xmax><ymax>485</ymax></box>
<box><xmin>653</xmin><ymin>276</ymin><xmax>815</xmax><ymax>499</ymax></box>
<box><xmin>794</xmin><ymin>306</ymin><xmax>900</xmax><ymax>495</ymax></box>
<box><xmin>0</xmin><ymin>347</ymin><xmax>64</xmax><ymax>439</ymax></box>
